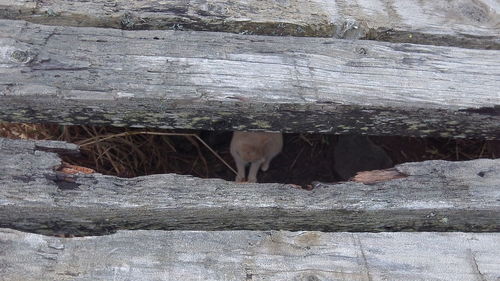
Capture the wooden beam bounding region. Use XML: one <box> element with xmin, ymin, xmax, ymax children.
<box><xmin>1</xmin><ymin>228</ymin><xmax>499</xmax><ymax>280</ymax></box>
<box><xmin>1</xmin><ymin>20</ymin><xmax>499</xmax><ymax>138</ymax></box>
<box><xmin>1</xmin><ymin>137</ymin><xmax>499</xmax><ymax>235</ymax></box>
<box><xmin>0</xmin><ymin>0</ymin><xmax>499</xmax><ymax>49</ymax></box>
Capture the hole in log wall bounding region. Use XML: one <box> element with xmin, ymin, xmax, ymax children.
<box><xmin>1</xmin><ymin>123</ymin><xmax>499</xmax><ymax>187</ymax></box>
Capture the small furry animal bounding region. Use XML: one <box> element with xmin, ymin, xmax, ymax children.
<box><xmin>230</xmin><ymin>131</ymin><xmax>283</xmax><ymax>183</ymax></box>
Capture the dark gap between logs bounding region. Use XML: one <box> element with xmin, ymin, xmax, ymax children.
<box><xmin>1</xmin><ymin>123</ymin><xmax>499</xmax><ymax>187</ymax></box>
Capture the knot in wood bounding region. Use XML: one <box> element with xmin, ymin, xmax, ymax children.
<box><xmin>306</xmin><ymin>275</ymin><xmax>320</xmax><ymax>281</ymax></box>
<box><xmin>10</xmin><ymin>50</ymin><xmax>35</xmax><ymax>64</ymax></box>
<box><xmin>336</xmin><ymin>19</ymin><xmax>368</xmax><ymax>39</ymax></box>
<box><xmin>356</xmin><ymin>47</ymin><xmax>367</xmax><ymax>55</ymax></box>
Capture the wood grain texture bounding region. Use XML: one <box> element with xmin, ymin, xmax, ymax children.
<box><xmin>1</xmin><ymin>20</ymin><xmax>499</xmax><ymax>138</ymax></box>
<box><xmin>1</xmin><ymin>137</ymin><xmax>499</xmax><ymax>235</ymax></box>
<box><xmin>1</xmin><ymin>228</ymin><xmax>499</xmax><ymax>281</ymax></box>
<box><xmin>0</xmin><ymin>0</ymin><xmax>499</xmax><ymax>48</ymax></box>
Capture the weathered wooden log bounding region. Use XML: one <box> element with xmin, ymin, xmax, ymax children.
<box><xmin>1</xmin><ymin>0</ymin><xmax>499</xmax><ymax>49</ymax></box>
<box><xmin>1</xmin><ymin>228</ymin><xmax>499</xmax><ymax>281</ymax></box>
<box><xmin>1</xmin><ymin>137</ymin><xmax>499</xmax><ymax>235</ymax></box>
<box><xmin>1</xmin><ymin>20</ymin><xmax>499</xmax><ymax>138</ymax></box>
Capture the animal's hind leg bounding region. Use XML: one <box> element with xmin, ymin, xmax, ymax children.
<box><xmin>247</xmin><ymin>161</ymin><xmax>263</xmax><ymax>183</ymax></box>
<box><xmin>234</xmin><ymin>157</ymin><xmax>247</xmax><ymax>182</ymax></box>
<box><xmin>261</xmin><ymin>159</ymin><xmax>270</xmax><ymax>171</ymax></box>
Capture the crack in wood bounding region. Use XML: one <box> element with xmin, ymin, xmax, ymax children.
<box><xmin>354</xmin><ymin>234</ymin><xmax>373</xmax><ymax>281</ymax></box>
<box><xmin>467</xmin><ymin>249</ymin><xmax>487</xmax><ymax>281</ymax></box>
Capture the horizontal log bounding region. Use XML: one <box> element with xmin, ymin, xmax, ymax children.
<box><xmin>1</xmin><ymin>20</ymin><xmax>499</xmax><ymax>138</ymax></box>
<box><xmin>1</xmin><ymin>228</ymin><xmax>499</xmax><ymax>281</ymax></box>
<box><xmin>0</xmin><ymin>0</ymin><xmax>499</xmax><ymax>49</ymax></box>
<box><xmin>1</xmin><ymin>137</ymin><xmax>499</xmax><ymax>235</ymax></box>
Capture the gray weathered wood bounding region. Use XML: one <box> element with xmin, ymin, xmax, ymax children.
<box><xmin>1</xmin><ymin>20</ymin><xmax>499</xmax><ymax>138</ymax></box>
<box><xmin>1</xmin><ymin>228</ymin><xmax>499</xmax><ymax>281</ymax></box>
<box><xmin>1</xmin><ymin>0</ymin><xmax>499</xmax><ymax>49</ymax></box>
<box><xmin>1</xmin><ymin>137</ymin><xmax>499</xmax><ymax>235</ymax></box>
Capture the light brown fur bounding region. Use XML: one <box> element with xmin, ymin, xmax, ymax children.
<box><xmin>230</xmin><ymin>131</ymin><xmax>283</xmax><ymax>183</ymax></box>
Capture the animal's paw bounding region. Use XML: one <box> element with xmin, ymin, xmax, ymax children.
<box><xmin>247</xmin><ymin>177</ymin><xmax>257</xmax><ymax>183</ymax></box>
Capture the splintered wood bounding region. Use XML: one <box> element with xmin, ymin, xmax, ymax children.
<box><xmin>353</xmin><ymin>169</ymin><xmax>407</xmax><ymax>184</ymax></box>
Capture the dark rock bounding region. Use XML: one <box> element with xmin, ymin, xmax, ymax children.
<box><xmin>334</xmin><ymin>135</ymin><xmax>393</xmax><ymax>180</ymax></box>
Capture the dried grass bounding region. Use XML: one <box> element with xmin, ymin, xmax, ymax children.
<box><xmin>0</xmin><ymin>123</ymin><xmax>236</xmax><ymax>178</ymax></box>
